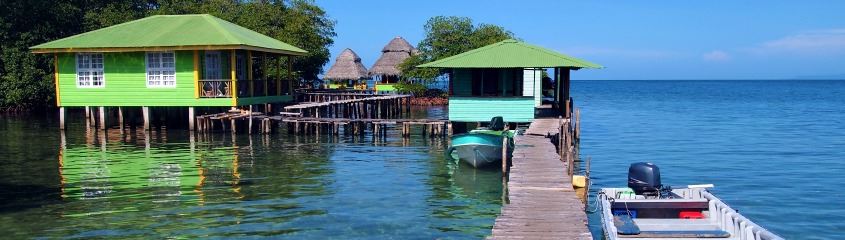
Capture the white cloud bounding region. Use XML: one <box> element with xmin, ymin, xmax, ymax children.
<box><xmin>753</xmin><ymin>29</ymin><xmax>845</xmax><ymax>55</ymax></box>
<box><xmin>702</xmin><ymin>50</ymin><xmax>730</xmax><ymax>61</ymax></box>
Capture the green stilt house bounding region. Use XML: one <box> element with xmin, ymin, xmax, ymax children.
<box><xmin>418</xmin><ymin>39</ymin><xmax>600</xmax><ymax>123</ymax></box>
<box><xmin>30</xmin><ymin>14</ymin><xmax>307</xmax><ymax>130</ymax></box>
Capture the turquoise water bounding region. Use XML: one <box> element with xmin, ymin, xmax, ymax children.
<box><xmin>2</xmin><ymin>80</ymin><xmax>843</xmax><ymax>239</ymax></box>
<box><xmin>576</xmin><ymin>80</ymin><xmax>845</xmax><ymax>239</ymax></box>
<box><xmin>0</xmin><ymin>106</ymin><xmax>503</xmax><ymax>239</ymax></box>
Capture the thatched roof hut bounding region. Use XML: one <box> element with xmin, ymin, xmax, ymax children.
<box><xmin>369</xmin><ymin>36</ymin><xmax>416</xmax><ymax>77</ymax></box>
<box><xmin>324</xmin><ymin>48</ymin><xmax>369</xmax><ymax>81</ymax></box>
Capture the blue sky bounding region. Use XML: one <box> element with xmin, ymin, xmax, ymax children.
<box><xmin>319</xmin><ymin>1</ymin><xmax>845</xmax><ymax>80</ymax></box>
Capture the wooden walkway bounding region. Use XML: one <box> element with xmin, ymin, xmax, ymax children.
<box><xmin>489</xmin><ymin>118</ymin><xmax>591</xmax><ymax>240</ymax></box>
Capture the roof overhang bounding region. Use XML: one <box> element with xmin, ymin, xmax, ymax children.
<box><xmin>31</xmin><ymin>44</ymin><xmax>308</xmax><ymax>56</ymax></box>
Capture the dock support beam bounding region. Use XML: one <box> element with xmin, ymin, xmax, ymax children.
<box><xmin>142</xmin><ymin>106</ymin><xmax>150</xmax><ymax>130</ymax></box>
<box><xmin>59</xmin><ymin>107</ymin><xmax>65</xmax><ymax>130</ymax></box>
<box><xmin>188</xmin><ymin>107</ymin><xmax>195</xmax><ymax>131</ymax></box>
<box><xmin>248</xmin><ymin>105</ymin><xmax>253</xmax><ymax>135</ymax></box>
<box><xmin>117</xmin><ymin>107</ymin><xmax>124</xmax><ymax>132</ymax></box>
<box><xmin>98</xmin><ymin>106</ymin><xmax>106</xmax><ymax>130</ymax></box>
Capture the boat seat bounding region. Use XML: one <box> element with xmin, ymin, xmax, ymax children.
<box><xmin>618</xmin><ymin>230</ymin><xmax>731</xmax><ymax>238</ymax></box>
<box><xmin>618</xmin><ymin>218</ymin><xmax>731</xmax><ymax>238</ymax></box>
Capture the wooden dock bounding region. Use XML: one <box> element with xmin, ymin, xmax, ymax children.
<box><xmin>490</xmin><ymin>118</ymin><xmax>591</xmax><ymax>240</ymax></box>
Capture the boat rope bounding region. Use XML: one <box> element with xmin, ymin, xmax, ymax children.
<box><xmin>585</xmin><ymin>189</ymin><xmax>602</xmax><ymax>213</ymax></box>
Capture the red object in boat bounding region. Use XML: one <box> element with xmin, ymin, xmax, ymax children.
<box><xmin>679</xmin><ymin>210</ymin><xmax>704</xmax><ymax>219</ymax></box>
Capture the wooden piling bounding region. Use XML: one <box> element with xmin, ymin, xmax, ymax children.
<box><xmin>248</xmin><ymin>105</ymin><xmax>253</xmax><ymax>135</ymax></box>
<box><xmin>142</xmin><ymin>106</ymin><xmax>150</xmax><ymax>130</ymax></box>
<box><xmin>118</xmin><ymin>107</ymin><xmax>124</xmax><ymax>132</ymax></box>
<box><xmin>59</xmin><ymin>107</ymin><xmax>65</xmax><ymax>130</ymax></box>
<box><xmin>98</xmin><ymin>106</ymin><xmax>106</xmax><ymax>130</ymax></box>
<box><xmin>188</xmin><ymin>107</ymin><xmax>195</xmax><ymax>131</ymax></box>
<box><xmin>502</xmin><ymin>125</ymin><xmax>509</xmax><ymax>174</ymax></box>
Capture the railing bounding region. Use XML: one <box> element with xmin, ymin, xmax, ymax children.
<box><xmin>199</xmin><ymin>79</ymin><xmax>232</xmax><ymax>98</ymax></box>
<box><xmin>200</xmin><ymin>78</ymin><xmax>292</xmax><ymax>98</ymax></box>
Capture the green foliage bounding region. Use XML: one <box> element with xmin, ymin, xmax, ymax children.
<box><xmin>394</xmin><ymin>81</ymin><xmax>428</xmax><ymax>96</ymax></box>
<box><xmin>398</xmin><ymin>16</ymin><xmax>514</xmax><ymax>83</ymax></box>
<box><xmin>0</xmin><ymin>0</ymin><xmax>335</xmax><ymax>109</ymax></box>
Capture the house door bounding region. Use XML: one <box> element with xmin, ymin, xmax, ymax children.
<box><xmin>204</xmin><ymin>51</ymin><xmax>222</xmax><ymax>80</ymax></box>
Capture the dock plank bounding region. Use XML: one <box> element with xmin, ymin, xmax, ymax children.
<box><xmin>488</xmin><ymin>118</ymin><xmax>590</xmax><ymax>240</ymax></box>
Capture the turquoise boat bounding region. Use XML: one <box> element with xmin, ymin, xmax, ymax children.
<box><xmin>447</xmin><ymin>117</ymin><xmax>515</xmax><ymax>168</ymax></box>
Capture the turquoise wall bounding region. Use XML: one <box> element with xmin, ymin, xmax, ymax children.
<box><xmin>448</xmin><ymin>97</ymin><xmax>535</xmax><ymax>122</ymax></box>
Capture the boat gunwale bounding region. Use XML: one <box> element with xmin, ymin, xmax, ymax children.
<box><xmin>598</xmin><ymin>187</ymin><xmax>784</xmax><ymax>240</ymax></box>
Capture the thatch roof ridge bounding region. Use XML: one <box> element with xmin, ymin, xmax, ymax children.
<box><xmin>324</xmin><ymin>48</ymin><xmax>369</xmax><ymax>80</ymax></box>
<box><xmin>382</xmin><ymin>36</ymin><xmax>415</xmax><ymax>53</ymax></box>
<box><xmin>370</xmin><ymin>36</ymin><xmax>416</xmax><ymax>77</ymax></box>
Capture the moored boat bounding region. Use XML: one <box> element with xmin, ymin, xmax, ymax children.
<box><xmin>447</xmin><ymin>133</ymin><xmax>509</xmax><ymax>168</ymax></box>
<box><xmin>447</xmin><ymin>117</ymin><xmax>514</xmax><ymax>168</ymax></box>
<box><xmin>599</xmin><ymin>162</ymin><xmax>783</xmax><ymax>240</ymax></box>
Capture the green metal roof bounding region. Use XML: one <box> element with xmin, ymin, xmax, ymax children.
<box><xmin>417</xmin><ymin>39</ymin><xmax>601</xmax><ymax>69</ymax></box>
<box><xmin>31</xmin><ymin>14</ymin><xmax>307</xmax><ymax>55</ymax></box>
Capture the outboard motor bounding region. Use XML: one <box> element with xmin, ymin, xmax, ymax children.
<box><xmin>628</xmin><ymin>162</ymin><xmax>662</xmax><ymax>197</ymax></box>
<box><xmin>489</xmin><ymin>116</ymin><xmax>505</xmax><ymax>131</ymax></box>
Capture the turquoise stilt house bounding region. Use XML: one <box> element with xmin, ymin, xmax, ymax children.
<box><xmin>417</xmin><ymin>39</ymin><xmax>600</xmax><ymax>123</ymax></box>
<box><xmin>30</xmin><ymin>14</ymin><xmax>307</xmax><ymax>130</ymax></box>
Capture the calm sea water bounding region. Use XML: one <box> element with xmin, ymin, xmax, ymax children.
<box><xmin>0</xmin><ymin>106</ymin><xmax>503</xmax><ymax>239</ymax></box>
<box><xmin>575</xmin><ymin>80</ymin><xmax>845</xmax><ymax>239</ymax></box>
<box><xmin>2</xmin><ymin>80</ymin><xmax>843</xmax><ymax>239</ymax></box>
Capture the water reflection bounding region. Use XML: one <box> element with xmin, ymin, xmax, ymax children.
<box><xmin>1</xmin><ymin>106</ymin><xmax>501</xmax><ymax>239</ymax></box>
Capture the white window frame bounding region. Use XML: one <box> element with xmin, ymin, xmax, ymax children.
<box><xmin>76</xmin><ymin>53</ymin><xmax>105</xmax><ymax>88</ymax></box>
<box><xmin>145</xmin><ymin>51</ymin><xmax>177</xmax><ymax>88</ymax></box>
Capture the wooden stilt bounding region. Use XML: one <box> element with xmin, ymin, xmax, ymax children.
<box><xmin>59</xmin><ymin>107</ymin><xmax>65</xmax><ymax>130</ymax></box>
<box><xmin>248</xmin><ymin>105</ymin><xmax>253</xmax><ymax>135</ymax></box>
<box><xmin>188</xmin><ymin>107</ymin><xmax>195</xmax><ymax>131</ymax></box>
<box><xmin>98</xmin><ymin>106</ymin><xmax>106</xmax><ymax>130</ymax></box>
<box><xmin>142</xmin><ymin>106</ymin><xmax>150</xmax><ymax>131</ymax></box>
<box><xmin>231</xmin><ymin>118</ymin><xmax>237</xmax><ymax>134</ymax></box>
<box><xmin>118</xmin><ymin>107</ymin><xmax>124</xmax><ymax>132</ymax></box>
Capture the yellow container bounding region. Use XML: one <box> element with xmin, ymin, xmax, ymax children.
<box><xmin>572</xmin><ymin>175</ymin><xmax>587</xmax><ymax>188</ymax></box>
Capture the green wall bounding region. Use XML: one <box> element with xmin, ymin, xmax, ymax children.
<box><xmin>56</xmin><ymin>51</ymin><xmax>289</xmax><ymax>107</ymax></box>
<box><xmin>448</xmin><ymin>97</ymin><xmax>535</xmax><ymax>123</ymax></box>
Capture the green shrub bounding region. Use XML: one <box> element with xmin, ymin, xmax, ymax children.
<box><xmin>394</xmin><ymin>82</ymin><xmax>428</xmax><ymax>96</ymax></box>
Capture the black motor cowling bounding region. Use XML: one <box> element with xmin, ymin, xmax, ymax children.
<box><xmin>489</xmin><ymin>116</ymin><xmax>505</xmax><ymax>131</ymax></box>
<box><xmin>628</xmin><ymin>162</ymin><xmax>662</xmax><ymax>196</ymax></box>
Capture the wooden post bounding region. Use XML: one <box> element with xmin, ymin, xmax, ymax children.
<box><xmin>98</xmin><ymin>106</ymin><xmax>106</xmax><ymax>130</ymax></box>
<box><xmin>502</xmin><ymin>125</ymin><xmax>509</xmax><ymax>174</ymax></box>
<box><xmin>247</xmin><ymin>51</ymin><xmax>254</xmax><ymax>97</ymax></box>
<box><xmin>142</xmin><ymin>106</ymin><xmax>150</xmax><ymax>130</ymax></box>
<box><xmin>287</xmin><ymin>55</ymin><xmax>294</xmax><ymax>95</ymax></box>
<box><xmin>248</xmin><ymin>105</ymin><xmax>253</xmax><ymax>135</ymax></box>
<box><xmin>231</xmin><ymin>49</ymin><xmax>238</xmax><ymax>106</ymax></box>
<box><xmin>562</xmin><ymin>68</ymin><xmax>571</xmax><ymax>118</ymax></box>
<box><xmin>575</xmin><ymin>108</ymin><xmax>581</xmax><ymax>140</ymax></box>
<box><xmin>231</xmin><ymin>117</ymin><xmax>237</xmax><ymax>134</ymax></box>
<box><xmin>276</xmin><ymin>55</ymin><xmax>282</xmax><ymax>96</ymax></box>
<box><xmin>193</xmin><ymin>50</ymin><xmax>199</xmax><ymax>98</ymax></box>
<box><xmin>188</xmin><ymin>107</ymin><xmax>195</xmax><ymax>131</ymax></box>
<box><xmin>59</xmin><ymin>107</ymin><xmax>65</xmax><ymax>130</ymax></box>
<box><xmin>118</xmin><ymin>107</ymin><xmax>124</xmax><ymax>132</ymax></box>
<box><xmin>84</xmin><ymin>106</ymin><xmax>91</xmax><ymax>127</ymax></box>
